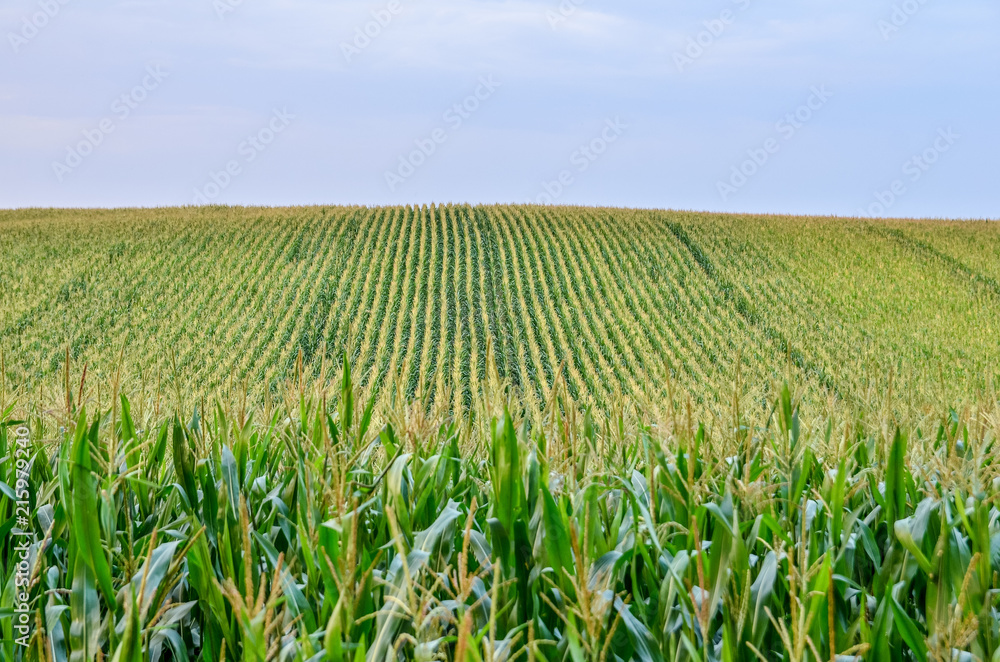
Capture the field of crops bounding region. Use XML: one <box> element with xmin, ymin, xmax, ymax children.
<box><xmin>1</xmin><ymin>205</ymin><xmax>998</xmax><ymax>423</ymax></box>
<box><xmin>2</xmin><ymin>364</ymin><xmax>1000</xmax><ymax>662</ymax></box>
<box><xmin>2</xmin><ymin>205</ymin><xmax>1000</xmax><ymax>661</ymax></box>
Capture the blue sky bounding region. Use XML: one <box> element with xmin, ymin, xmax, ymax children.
<box><xmin>1</xmin><ymin>0</ymin><xmax>997</xmax><ymax>218</ymax></box>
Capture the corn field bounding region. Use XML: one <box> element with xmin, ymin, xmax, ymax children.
<box><xmin>2</xmin><ymin>205</ymin><xmax>999</xmax><ymax>660</ymax></box>
<box><xmin>1</xmin><ymin>206</ymin><xmax>997</xmax><ymax>423</ymax></box>
<box><xmin>2</xmin><ymin>361</ymin><xmax>1000</xmax><ymax>661</ymax></box>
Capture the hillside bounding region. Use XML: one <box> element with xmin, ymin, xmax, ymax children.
<box><xmin>1</xmin><ymin>205</ymin><xmax>997</xmax><ymax>418</ymax></box>
<box><xmin>3</xmin><ymin>205</ymin><xmax>1000</xmax><ymax>662</ymax></box>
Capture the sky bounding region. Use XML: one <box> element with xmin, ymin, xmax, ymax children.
<box><xmin>0</xmin><ymin>0</ymin><xmax>997</xmax><ymax>218</ymax></box>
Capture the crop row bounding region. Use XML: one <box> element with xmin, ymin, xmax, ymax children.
<box><xmin>1</xmin><ymin>206</ymin><xmax>998</xmax><ymax>421</ymax></box>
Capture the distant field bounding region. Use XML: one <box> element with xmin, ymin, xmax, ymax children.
<box><xmin>1</xmin><ymin>205</ymin><xmax>997</xmax><ymax>418</ymax></box>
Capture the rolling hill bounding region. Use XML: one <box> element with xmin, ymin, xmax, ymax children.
<box><xmin>1</xmin><ymin>205</ymin><xmax>997</xmax><ymax>419</ymax></box>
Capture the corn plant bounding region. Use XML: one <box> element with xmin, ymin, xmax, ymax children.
<box><xmin>2</xmin><ymin>360</ymin><xmax>999</xmax><ymax>661</ymax></box>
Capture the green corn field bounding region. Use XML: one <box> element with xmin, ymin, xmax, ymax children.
<box><xmin>2</xmin><ymin>362</ymin><xmax>1000</xmax><ymax>661</ymax></box>
<box><xmin>1</xmin><ymin>205</ymin><xmax>998</xmax><ymax>422</ymax></box>
<box><xmin>1</xmin><ymin>205</ymin><xmax>999</xmax><ymax>661</ymax></box>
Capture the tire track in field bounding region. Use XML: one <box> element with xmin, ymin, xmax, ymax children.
<box><xmin>868</xmin><ymin>225</ymin><xmax>1000</xmax><ymax>302</ymax></box>
<box><xmin>666</xmin><ymin>221</ymin><xmax>843</xmax><ymax>399</ymax></box>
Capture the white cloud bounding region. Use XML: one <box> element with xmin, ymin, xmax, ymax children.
<box><xmin>0</xmin><ymin>0</ymin><xmax>997</xmax><ymax>215</ymax></box>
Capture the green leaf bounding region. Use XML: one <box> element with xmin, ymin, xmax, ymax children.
<box><xmin>119</xmin><ymin>394</ymin><xmax>136</xmax><ymax>444</ymax></box>
<box><xmin>541</xmin><ymin>483</ymin><xmax>573</xmax><ymax>580</ymax></box>
<box><xmin>831</xmin><ymin>457</ymin><xmax>847</xmax><ymax>545</ymax></box>
<box><xmin>513</xmin><ymin>517</ymin><xmax>532</xmax><ymax>623</ymax></box>
<box><xmin>112</xmin><ymin>586</ymin><xmax>143</xmax><ymax>662</ymax></box>
<box><xmin>613</xmin><ymin>596</ymin><xmax>664</xmax><ymax>662</ymax></box>
<box><xmin>70</xmin><ymin>411</ymin><xmax>116</xmax><ymax>605</ymax></box>
<box><xmin>68</xmin><ymin>555</ymin><xmax>99</xmax><ymax>662</ymax></box>
<box><xmin>889</xmin><ymin>585</ymin><xmax>928</xmax><ymax>662</ymax></box>
<box><xmin>221</xmin><ymin>444</ymin><xmax>240</xmax><ymax>520</ymax></box>
<box><xmin>324</xmin><ymin>600</ymin><xmax>344</xmax><ymax>662</ymax></box>
<box><xmin>128</xmin><ymin>540</ymin><xmax>181</xmax><ymax>617</ymax></box>
<box><xmin>357</xmin><ymin>391</ymin><xmax>376</xmax><ymax>443</ymax></box>
<box><xmin>172</xmin><ymin>418</ymin><xmax>198</xmax><ymax>510</ymax></box>
<box><xmin>491</xmin><ymin>410</ymin><xmax>521</xmax><ymax>536</ymax></box>
<box><xmin>886</xmin><ymin>429</ymin><xmax>907</xmax><ymax>529</ymax></box>
<box><xmin>857</xmin><ymin>519</ymin><xmax>882</xmax><ymax>572</ymax></box>
<box><xmin>749</xmin><ymin>552</ymin><xmax>777</xmax><ymax>639</ymax></box>
<box><xmin>340</xmin><ymin>352</ymin><xmax>354</xmax><ymax>433</ymax></box>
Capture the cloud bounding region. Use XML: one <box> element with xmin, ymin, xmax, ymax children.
<box><xmin>1</xmin><ymin>0</ymin><xmax>997</xmax><ymax>216</ymax></box>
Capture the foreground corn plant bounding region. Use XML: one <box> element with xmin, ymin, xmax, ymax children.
<box><xmin>2</xmin><ymin>363</ymin><xmax>1000</xmax><ymax>661</ymax></box>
